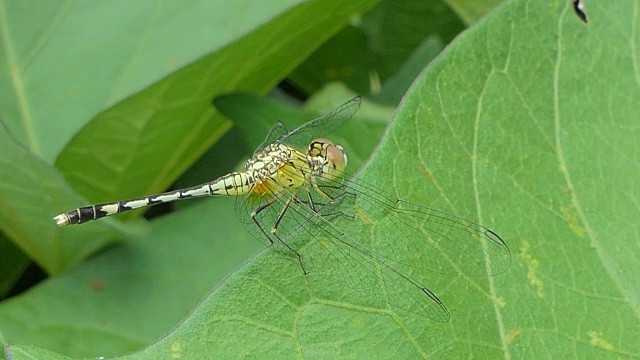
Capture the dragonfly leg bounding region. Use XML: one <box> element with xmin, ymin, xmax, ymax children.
<box><xmin>313</xmin><ymin>185</ymin><xmax>356</xmax><ymax>219</ymax></box>
<box><xmin>252</xmin><ymin>198</ymin><xmax>278</xmax><ymax>245</ymax></box>
<box><xmin>314</xmin><ymin>184</ymin><xmax>345</xmax><ymax>201</ymax></box>
<box><xmin>294</xmin><ymin>189</ymin><xmax>350</xmax><ymax>220</ymax></box>
<box><xmin>303</xmin><ymin>191</ymin><xmax>319</xmax><ymax>212</ymax></box>
<box><xmin>271</xmin><ymin>197</ymin><xmax>309</xmax><ymax>274</ymax></box>
<box><xmin>252</xmin><ymin>196</ymin><xmax>308</xmax><ymax>274</ymax></box>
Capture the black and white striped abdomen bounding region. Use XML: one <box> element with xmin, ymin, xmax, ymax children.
<box><xmin>54</xmin><ymin>172</ymin><xmax>255</xmax><ymax>226</ymax></box>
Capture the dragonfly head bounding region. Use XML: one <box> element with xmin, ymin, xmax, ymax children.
<box><xmin>309</xmin><ymin>138</ymin><xmax>347</xmax><ymax>182</ymax></box>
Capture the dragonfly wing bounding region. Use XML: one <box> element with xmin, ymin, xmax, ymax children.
<box><xmin>261</xmin><ymin>189</ymin><xmax>450</xmax><ymax>321</ymax></box>
<box><xmin>314</xmin><ymin>172</ymin><xmax>512</xmax><ymax>277</ymax></box>
<box><xmin>254</xmin><ymin>122</ymin><xmax>289</xmax><ymax>156</ymax></box>
<box><xmin>396</xmin><ymin>199</ymin><xmax>511</xmax><ymax>275</ymax></box>
<box><xmin>296</xmin><ymin>209</ymin><xmax>450</xmax><ymax>321</ymax></box>
<box><xmin>276</xmin><ymin>96</ymin><xmax>362</xmax><ymax>149</ymax></box>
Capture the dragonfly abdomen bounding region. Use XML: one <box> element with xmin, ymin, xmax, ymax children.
<box><xmin>54</xmin><ymin>172</ymin><xmax>254</xmax><ymax>226</ymax></box>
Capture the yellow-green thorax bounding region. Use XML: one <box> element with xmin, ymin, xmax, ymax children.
<box><xmin>245</xmin><ymin>139</ymin><xmax>347</xmax><ymax>200</ymax></box>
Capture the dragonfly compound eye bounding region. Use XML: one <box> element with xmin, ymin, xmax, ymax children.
<box><xmin>327</xmin><ymin>143</ymin><xmax>347</xmax><ymax>171</ymax></box>
<box><xmin>311</xmin><ymin>139</ymin><xmax>347</xmax><ymax>170</ymax></box>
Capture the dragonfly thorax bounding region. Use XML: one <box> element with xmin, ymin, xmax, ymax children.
<box><xmin>245</xmin><ymin>143</ymin><xmax>312</xmax><ymax>197</ymax></box>
<box><xmin>244</xmin><ymin>139</ymin><xmax>347</xmax><ymax>199</ymax></box>
<box><xmin>245</xmin><ymin>143</ymin><xmax>293</xmax><ymax>176</ymax></box>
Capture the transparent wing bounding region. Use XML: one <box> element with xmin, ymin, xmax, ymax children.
<box><xmin>254</xmin><ymin>122</ymin><xmax>289</xmax><ymax>156</ymax></box>
<box><xmin>235</xmin><ymin>166</ymin><xmax>510</xmax><ymax>320</ymax></box>
<box><xmin>236</xmin><ymin>175</ymin><xmax>450</xmax><ymax>321</ymax></box>
<box><xmin>273</xmin><ymin>96</ymin><xmax>361</xmax><ymax>150</ymax></box>
<box><xmin>285</xmin><ymin>197</ymin><xmax>450</xmax><ymax>321</ymax></box>
<box><xmin>315</xmin><ymin>171</ymin><xmax>512</xmax><ymax>277</ymax></box>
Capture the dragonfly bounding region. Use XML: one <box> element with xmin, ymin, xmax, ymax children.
<box><xmin>54</xmin><ymin>96</ymin><xmax>511</xmax><ymax>322</ymax></box>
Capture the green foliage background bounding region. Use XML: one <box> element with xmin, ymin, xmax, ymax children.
<box><xmin>0</xmin><ymin>0</ymin><xmax>638</xmax><ymax>358</ymax></box>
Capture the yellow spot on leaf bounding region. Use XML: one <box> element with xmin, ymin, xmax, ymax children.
<box><xmin>520</xmin><ymin>240</ymin><xmax>544</xmax><ymax>298</ymax></box>
<box><xmin>588</xmin><ymin>331</ymin><xmax>614</xmax><ymax>350</ymax></box>
<box><xmin>171</xmin><ymin>342</ymin><xmax>181</xmax><ymax>359</ymax></box>
<box><xmin>418</xmin><ymin>163</ymin><xmax>437</xmax><ymax>185</ymax></box>
<box><xmin>561</xmin><ymin>204</ymin><xmax>585</xmax><ymax>238</ymax></box>
<box><xmin>355</xmin><ymin>210</ymin><xmax>373</xmax><ymax>225</ymax></box>
<box><xmin>508</xmin><ymin>328</ymin><xmax>522</xmax><ymax>344</ymax></box>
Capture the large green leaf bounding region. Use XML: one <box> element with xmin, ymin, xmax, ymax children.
<box><xmin>5</xmin><ymin>0</ymin><xmax>639</xmax><ymax>358</ymax></box>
